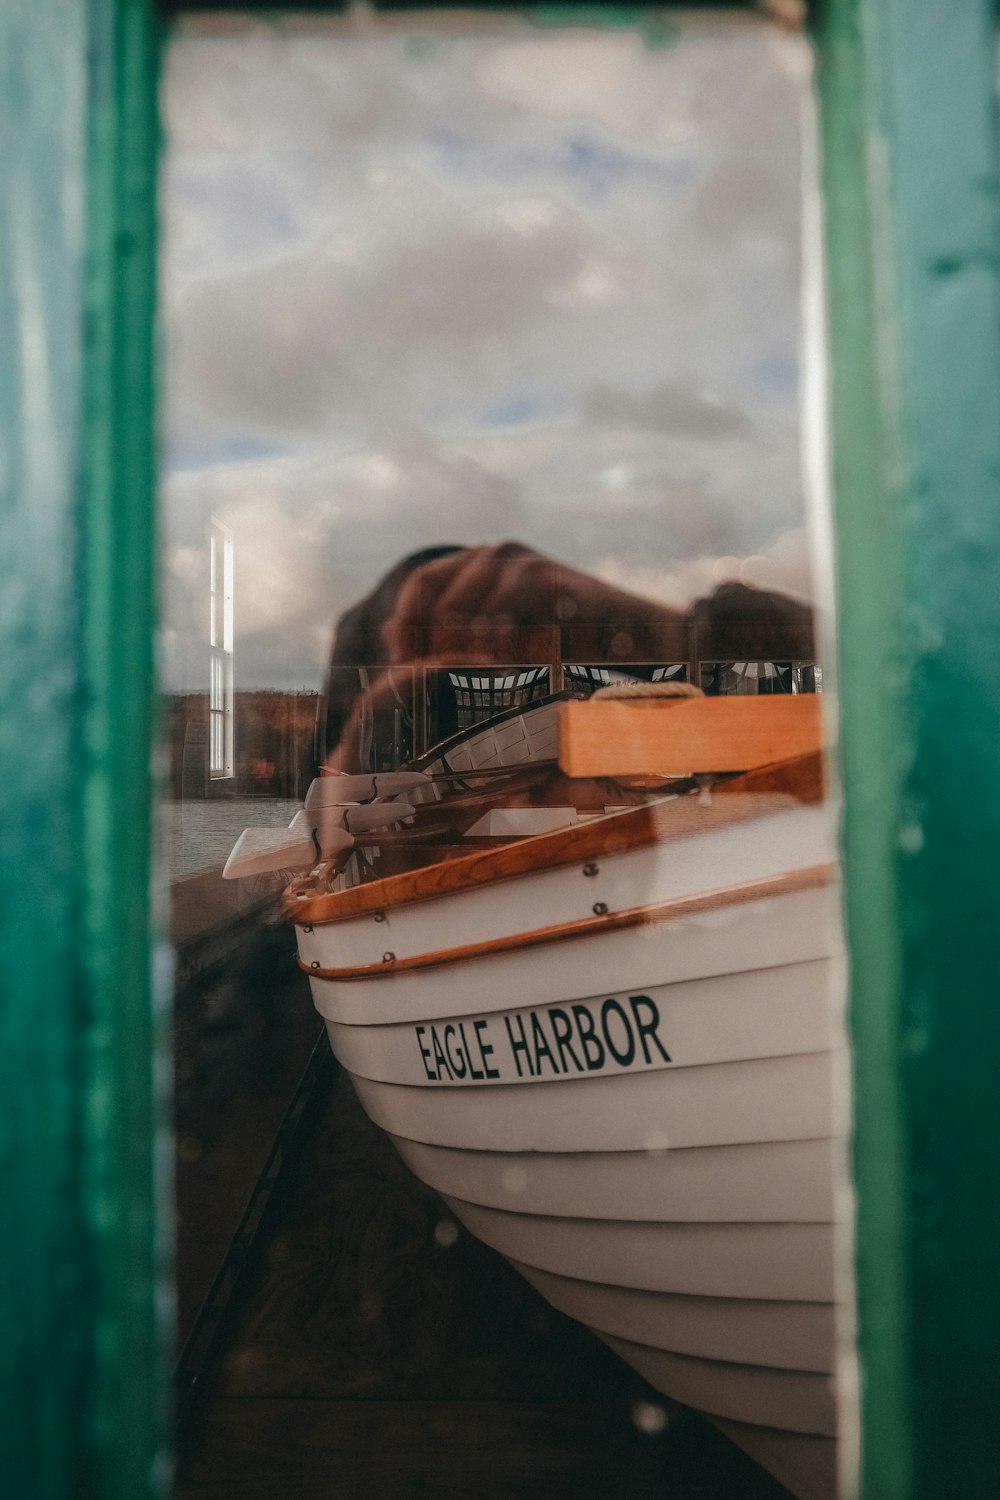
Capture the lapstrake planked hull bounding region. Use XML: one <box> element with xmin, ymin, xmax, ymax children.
<box><xmin>284</xmin><ymin>749</ymin><xmax>844</xmax><ymax>1500</ymax></box>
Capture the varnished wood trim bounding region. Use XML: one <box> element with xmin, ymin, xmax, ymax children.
<box><xmin>560</xmin><ymin>696</ymin><xmax>824</xmax><ymax>778</ymax></box>
<box><xmin>298</xmin><ymin>864</ymin><xmax>835</xmax><ymax>981</ymax></box>
<box><xmin>286</xmin><ymin>752</ymin><xmax>824</xmax><ymax>928</ymax></box>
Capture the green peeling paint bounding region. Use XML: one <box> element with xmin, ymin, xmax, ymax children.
<box><xmin>1</xmin><ymin>2</ymin><xmax>94</xmax><ymax>1489</ymax></box>
<box><xmin>81</xmin><ymin>2</ymin><xmax>168</xmax><ymax>1497</ymax></box>
<box><xmin>818</xmin><ymin>0</ymin><xmax>1000</xmax><ymax>1495</ymax></box>
<box><xmin>816</xmin><ymin>2</ymin><xmax>911</xmax><ymax>1491</ymax></box>
<box><xmin>0</xmin><ymin>1</ymin><xmax>167</xmax><ymax>1497</ymax></box>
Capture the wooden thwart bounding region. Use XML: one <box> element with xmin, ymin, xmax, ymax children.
<box><xmin>559</xmin><ymin>696</ymin><xmax>825</xmax><ymax>779</ymax></box>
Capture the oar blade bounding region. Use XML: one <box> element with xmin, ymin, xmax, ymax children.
<box><xmin>287</xmin><ymin>809</ymin><xmax>356</xmax><ymax>859</ymax></box>
<box><xmin>223</xmin><ymin>826</ymin><xmax>317</xmax><ymax>880</ymax></box>
<box><xmin>342</xmin><ymin>800</ymin><xmax>415</xmax><ymax>832</ymax></box>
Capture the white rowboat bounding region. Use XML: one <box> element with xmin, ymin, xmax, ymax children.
<box><xmin>263</xmin><ymin>696</ymin><xmax>843</xmax><ymax>1499</ymax></box>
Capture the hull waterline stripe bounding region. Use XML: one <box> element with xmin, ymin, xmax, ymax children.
<box><xmin>299</xmin><ymin>863</ymin><xmax>836</xmax><ymax>982</ymax></box>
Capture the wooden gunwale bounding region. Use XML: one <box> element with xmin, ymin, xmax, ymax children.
<box><xmin>297</xmin><ymin>864</ymin><xmax>835</xmax><ymax>981</ymax></box>
<box><xmin>285</xmin><ymin>751</ymin><xmax>824</xmax><ymax>929</ymax></box>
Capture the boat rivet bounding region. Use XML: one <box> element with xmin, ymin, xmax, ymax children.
<box><xmin>303</xmin><ymin>924</ymin><xmax>313</xmax><ymax>934</ymax></box>
<box><xmin>382</xmin><ymin>952</ymin><xmax>396</xmax><ymax>963</ymax></box>
<box><xmin>592</xmin><ymin>902</ymin><xmax>609</xmax><ymax>916</ymax></box>
<box><xmin>583</xmin><ymin>863</ymin><xmax>599</xmax><ymax>878</ymax></box>
<box><xmin>310</xmin><ymin>960</ymin><xmax>320</xmax><ymax>969</ymax></box>
<box><xmin>373</xmin><ymin>911</ymin><xmax>386</xmax><ymax>923</ymax></box>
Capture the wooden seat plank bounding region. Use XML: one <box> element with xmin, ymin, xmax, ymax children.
<box><xmin>559</xmin><ymin>697</ymin><xmax>825</xmax><ymax>780</ymax></box>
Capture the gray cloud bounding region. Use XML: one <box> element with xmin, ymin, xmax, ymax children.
<box><xmin>580</xmin><ymin>379</ymin><xmax>751</xmax><ymax>439</ymax></box>
<box><xmin>161</xmin><ymin>14</ymin><xmax>814</xmax><ymax>690</ymax></box>
<box><xmin>166</xmin><ymin>206</ymin><xmax>607</xmax><ymax>454</ymax></box>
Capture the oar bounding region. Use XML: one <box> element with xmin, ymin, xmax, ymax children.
<box><xmin>222</xmin><ymin>823</ymin><xmax>353</xmax><ymax>880</ymax></box>
<box><xmin>421</xmin><ymin>760</ymin><xmax>559</xmax><ymax>781</ymax></box>
<box><xmin>290</xmin><ymin>802</ymin><xmax>416</xmax><ymax>838</ymax></box>
<box><xmin>304</xmin><ymin>771</ymin><xmax>431</xmax><ymax>810</ymax></box>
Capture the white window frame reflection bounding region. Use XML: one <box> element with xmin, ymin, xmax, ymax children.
<box><xmin>208</xmin><ymin>518</ymin><xmax>234</xmax><ymax>779</ymax></box>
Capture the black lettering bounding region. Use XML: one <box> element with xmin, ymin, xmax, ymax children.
<box><xmin>443</xmin><ymin>1023</ymin><xmax>467</xmax><ymax>1080</ymax></box>
<box><xmin>548</xmin><ymin>1007</ymin><xmax>583</xmax><ymax>1072</ymax></box>
<box><xmin>629</xmin><ymin>995</ymin><xmax>671</xmax><ymax>1064</ymax></box>
<box><xmin>474</xmin><ymin>1018</ymin><xmax>501</xmax><ymax>1079</ymax></box>
<box><xmin>460</xmin><ymin>1021</ymin><xmax>484</xmax><ymax>1080</ymax></box>
<box><xmin>415</xmin><ymin>1025</ymin><xmax>436</xmax><ymax>1081</ymax></box>
<box><xmin>504</xmin><ymin>1013</ymin><xmax>534</xmax><ymax>1077</ymax></box>
<box><xmin>571</xmin><ymin>1004</ymin><xmax>606</xmax><ymax>1071</ymax></box>
<box><xmin>601</xmin><ymin>998</ymin><xmax>636</xmax><ymax>1066</ymax></box>
<box><xmin>529</xmin><ymin>1011</ymin><xmax>560</xmax><ymax>1076</ymax></box>
<box><xmin>430</xmin><ymin>1025</ymin><xmax>454</xmax><ymax>1081</ymax></box>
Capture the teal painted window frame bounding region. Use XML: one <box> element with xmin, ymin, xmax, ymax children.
<box><xmin>816</xmin><ymin>4</ymin><xmax>1000</xmax><ymax>1497</ymax></box>
<box><xmin>2</xmin><ymin>2</ymin><xmax>166</xmax><ymax>1499</ymax></box>
<box><xmin>4</xmin><ymin>2</ymin><xmax>1000</xmax><ymax>1497</ymax></box>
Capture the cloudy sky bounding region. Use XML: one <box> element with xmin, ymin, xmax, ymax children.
<box><xmin>160</xmin><ymin>10</ymin><xmax>815</xmax><ymax>691</ymax></box>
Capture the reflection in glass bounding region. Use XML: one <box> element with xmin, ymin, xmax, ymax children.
<box><xmin>162</xmin><ymin>13</ymin><xmax>841</xmax><ymax>1500</ymax></box>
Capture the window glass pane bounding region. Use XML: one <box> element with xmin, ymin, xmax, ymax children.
<box><xmin>161</xmin><ymin>13</ymin><xmax>843</xmax><ymax>1498</ymax></box>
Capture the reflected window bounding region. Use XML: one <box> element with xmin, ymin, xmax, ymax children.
<box><xmin>565</xmin><ymin>662</ymin><xmax>688</xmax><ymax>693</ymax></box>
<box><xmin>699</xmin><ymin>659</ymin><xmax>821</xmax><ymax>695</ymax></box>
<box><xmin>445</xmin><ymin>665</ymin><xmax>550</xmax><ymax>728</ymax></box>
<box><xmin>208</xmin><ymin>518</ymin><xmax>234</xmax><ymax>779</ymax></box>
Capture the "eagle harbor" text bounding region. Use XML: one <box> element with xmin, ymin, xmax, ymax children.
<box><xmin>414</xmin><ymin>996</ymin><xmax>670</xmax><ymax>1084</ymax></box>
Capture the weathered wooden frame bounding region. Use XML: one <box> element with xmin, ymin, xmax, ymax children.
<box><xmin>3</xmin><ymin>3</ymin><xmax>1000</xmax><ymax>1498</ymax></box>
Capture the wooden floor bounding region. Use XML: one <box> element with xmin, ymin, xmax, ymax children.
<box><xmin>174</xmin><ymin>941</ymin><xmax>793</xmax><ymax>1500</ymax></box>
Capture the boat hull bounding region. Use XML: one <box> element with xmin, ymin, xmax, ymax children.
<box><xmin>299</xmin><ymin>800</ymin><xmax>844</xmax><ymax>1498</ymax></box>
